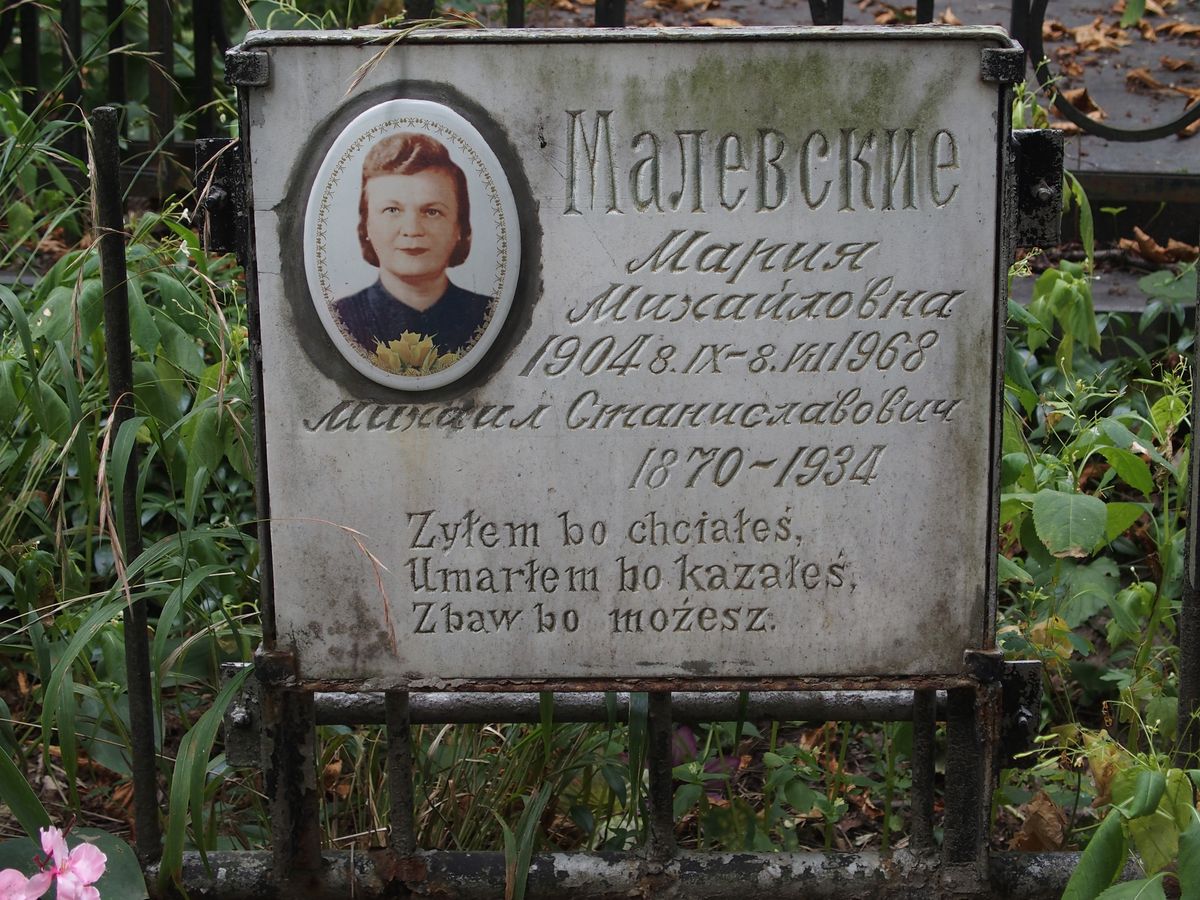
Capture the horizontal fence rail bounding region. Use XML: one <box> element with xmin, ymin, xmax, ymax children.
<box><xmin>147</xmin><ymin>849</ymin><xmax>1145</xmax><ymax>900</ymax></box>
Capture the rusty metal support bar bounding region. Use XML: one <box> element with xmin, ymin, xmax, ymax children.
<box><xmin>645</xmin><ymin>692</ymin><xmax>676</xmax><ymax>859</ymax></box>
<box><xmin>261</xmin><ymin>688</ymin><xmax>321</xmax><ymax>881</ymax></box>
<box><xmin>942</xmin><ymin>684</ymin><xmax>999</xmax><ymax>880</ymax></box>
<box><xmin>909</xmin><ymin>688</ymin><xmax>936</xmax><ymax>849</ymax></box>
<box><xmin>146</xmin><ymin>849</ymin><xmax>1142</xmax><ymax>899</ymax></box>
<box><xmin>385</xmin><ymin>691</ymin><xmax>416</xmax><ymax>855</ymax></box>
<box><xmin>94</xmin><ymin>106</ymin><xmax>162</xmax><ymax>865</ymax></box>
<box><xmin>309</xmin><ymin>689</ymin><xmax>942</xmax><ymax>726</ymax></box>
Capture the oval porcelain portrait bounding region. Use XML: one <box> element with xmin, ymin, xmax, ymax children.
<box><xmin>304</xmin><ymin>99</ymin><xmax>520</xmax><ymax>390</ymax></box>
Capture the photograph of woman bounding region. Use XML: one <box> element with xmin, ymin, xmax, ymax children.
<box><xmin>334</xmin><ymin>132</ymin><xmax>493</xmax><ymax>373</ymax></box>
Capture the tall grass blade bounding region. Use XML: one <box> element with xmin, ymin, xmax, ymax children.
<box><xmin>0</xmin><ymin>747</ymin><xmax>51</xmax><ymax>838</ymax></box>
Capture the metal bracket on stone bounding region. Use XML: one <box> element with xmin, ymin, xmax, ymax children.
<box><xmin>999</xmin><ymin>659</ymin><xmax>1043</xmax><ymax>769</ymax></box>
<box><xmin>1012</xmin><ymin>129</ymin><xmax>1064</xmax><ymax>248</ymax></box>
<box><xmin>221</xmin><ymin>662</ymin><xmax>261</xmax><ymax>767</ymax></box>
<box><xmin>194</xmin><ymin>138</ymin><xmax>246</xmax><ymax>256</ymax></box>
<box><xmin>964</xmin><ymin>648</ymin><xmax>1005</xmax><ymax>684</ymax></box>
<box><xmin>980</xmin><ymin>46</ymin><xmax>1026</xmax><ymax>84</ymax></box>
<box><xmin>225</xmin><ymin>49</ymin><xmax>269</xmax><ymax>87</ymax></box>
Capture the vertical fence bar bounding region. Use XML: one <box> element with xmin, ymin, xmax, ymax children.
<box><xmin>193</xmin><ymin>0</ymin><xmax>214</xmax><ymax>138</ymax></box>
<box><xmin>405</xmin><ymin>0</ymin><xmax>437</xmax><ymax>19</ymax></box>
<box><xmin>61</xmin><ymin>0</ymin><xmax>84</xmax><ymax>160</ymax></box>
<box><xmin>94</xmin><ymin>106</ymin><xmax>163</xmax><ymax>864</ymax></box>
<box><xmin>645</xmin><ymin>692</ymin><xmax>676</xmax><ymax>860</ymax></box>
<box><xmin>107</xmin><ymin>0</ymin><xmax>126</xmax><ymax>110</ymax></box>
<box><xmin>1009</xmin><ymin>0</ymin><xmax>1029</xmax><ymax>60</ymax></box>
<box><xmin>18</xmin><ymin>3</ymin><xmax>39</xmax><ymax>115</ymax></box>
<box><xmin>506</xmin><ymin>0</ymin><xmax>526</xmax><ymax>28</ymax></box>
<box><xmin>386</xmin><ymin>691</ymin><xmax>417</xmax><ymax>855</ymax></box>
<box><xmin>594</xmin><ymin>0</ymin><xmax>626</xmax><ymax>27</ymax></box>
<box><xmin>915</xmin><ymin>0</ymin><xmax>934</xmax><ymax>22</ymax></box>
<box><xmin>909</xmin><ymin>688</ymin><xmax>936</xmax><ymax>850</ymax></box>
<box><xmin>1178</xmin><ymin>244</ymin><xmax>1200</xmax><ymax>763</ymax></box>
<box><xmin>148</xmin><ymin>0</ymin><xmax>174</xmax><ymax>149</ymax></box>
<box><xmin>262</xmin><ymin>687</ymin><xmax>322</xmax><ymax>881</ymax></box>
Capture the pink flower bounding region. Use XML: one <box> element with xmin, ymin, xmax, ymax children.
<box><xmin>0</xmin><ymin>867</ymin><xmax>53</xmax><ymax>899</ymax></box>
<box><xmin>38</xmin><ymin>828</ymin><xmax>106</xmax><ymax>900</ymax></box>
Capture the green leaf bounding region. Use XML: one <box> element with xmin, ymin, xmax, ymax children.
<box><xmin>998</xmin><ymin>555</ymin><xmax>1034</xmax><ymax>584</ymax></box>
<box><xmin>1106</xmin><ymin>503</ymin><xmax>1146</xmax><ymax>541</ymax></box>
<box><xmin>1119</xmin><ymin>769</ymin><xmax>1195</xmax><ymax>875</ymax></box>
<box><xmin>0</xmin><ymin>747</ymin><xmax>51</xmax><ymax>838</ymax></box>
<box><xmin>1063</xmin><ymin>558</ymin><xmax>1120</xmax><ymax>627</ymax></box>
<box><xmin>1118</xmin><ymin>770</ymin><xmax>1166</xmax><ymax>819</ymax></box>
<box><xmin>673</xmin><ymin>782</ymin><xmax>704</xmax><ymax>819</ymax></box>
<box><xmin>127</xmin><ymin>275</ymin><xmax>161</xmax><ymax>353</ymax></box>
<box><xmin>1177</xmin><ymin>818</ymin><xmax>1200</xmax><ymax>900</ymax></box>
<box><xmin>1100</xmin><ymin>419</ymin><xmax>1173</xmax><ymax>473</ymax></box>
<box><xmin>1065</xmin><ymin>171</ymin><xmax>1095</xmax><ymax>271</ymax></box>
<box><xmin>160</xmin><ymin>667</ymin><xmax>251</xmax><ymax>888</ymax></box>
<box><xmin>1120</xmin><ymin>0</ymin><xmax>1146</xmax><ymax>26</ymax></box>
<box><xmin>785</xmin><ymin>780</ymin><xmax>818</xmax><ymax>812</ymax></box>
<box><xmin>1150</xmin><ymin>395</ymin><xmax>1186</xmax><ymax>439</ymax></box>
<box><xmin>1062</xmin><ymin>812</ymin><xmax>1127</xmax><ymax>900</ymax></box>
<box><xmin>29</xmin><ymin>278</ymin><xmax>103</xmax><ymax>343</ymax></box>
<box><xmin>1097</xmin><ymin>877</ymin><xmax>1166</xmax><ymax>899</ymax></box>
<box><xmin>1005</xmin><ymin>337</ymin><xmax>1038</xmax><ymax>415</ymax></box>
<box><xmin>1033</xmin><ymin>489</ymin><xmax>1107</xmax><ymax>558</ymax></box>
<box><xmin>1098</xmin><ymin>448</ymin><xmax>1154</xmax><ymax>497</ymax></box>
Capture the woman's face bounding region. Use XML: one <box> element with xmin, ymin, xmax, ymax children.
<box><xmin>364</xmin><ymin>170</ymin><xmax>461</xmax><ymax>284</ymax></box>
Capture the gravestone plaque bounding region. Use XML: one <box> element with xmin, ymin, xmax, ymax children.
<box><xmin>240</xmin><ymin>28</ymin><xmax>1011</xmax><ymax>687</ymax></box>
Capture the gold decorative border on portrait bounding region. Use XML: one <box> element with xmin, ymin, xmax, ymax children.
<box><xmin>313</xmin><ymin>115</ymin><xmax>509</xmax><ymax>370</ymax></box>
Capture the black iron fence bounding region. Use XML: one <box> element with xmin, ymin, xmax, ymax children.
<box><xmin>3</xmin><ymin>0</ymin><xmax>1198</xmax><ymax>158</ymax></box>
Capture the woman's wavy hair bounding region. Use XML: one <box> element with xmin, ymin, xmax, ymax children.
<box><xmin>357</xmin><ymin>132</ymin><xmax>472</xmax><ymax>267</ymax></box>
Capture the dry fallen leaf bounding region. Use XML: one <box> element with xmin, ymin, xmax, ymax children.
<box><xmin>938</xmin><ymin>6</ymin><xmax>962</xmax><ymax>24</ymax></box>
<box><xmin>1138</xmin><ymin>20</ymin><xmax>1158</xmax><ymax>40</ymax></box>
<box><xmin>1009</xmin><ymin>791</ymin><xmax>1069</xmax><ymax>851</ymax></box>
<box><xmin>1043</xmin><ymin>18</ymin><xmax>1070</xmax><ymax>40</ymax></box>
<box><xmin>1161</xmin><ymin>55</ymin><xmax>1195</xmax><ymax>70</ymax></box>
<box><xmin>1126</xmin><ymin>66</ymin><xmax>1169</xmax><ymax>90</ymax></box>
<box><xmin>1181</xmin><ymin>113</ymin><xmax>1200</xmax><ymax>139</ymax></box>
<box><xmin>1119</xmin><ymin>226</ymin><xmax>1200</xmax><ymax>263</ymax></box>
<box><xmin>695</xmin><ymin>15</ymin><xmax>740</xmax><ymax>25</ymax></box>
<box><xmin>873</xmin><ymin>3</ymin><xmax>914</xmax><ymax>23</ymax></box>
<box><xmin>1156</xmin><ymin>20</ymin><xmax>1200</xmax><ymax>36</ymax></box>
<box><xmin>1072</xmin><ymin>16</ymin><xmax>1132</xmax><ymax>51</ymax></box>
<box><xmin>1059</xmin><ymin>86</ymin><xmax>1108</xmax><ymax>120</ymax></box>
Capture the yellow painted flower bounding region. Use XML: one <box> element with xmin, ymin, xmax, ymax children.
<box><xmin>372</xmin><ymin>332</ymin><xmax>437</xmax><ymax>374</ymax></box>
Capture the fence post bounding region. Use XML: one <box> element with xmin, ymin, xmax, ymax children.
<box><xmin>93</xmin><ymin>106</ymin><xmax>163</xmax><ymax>864</ymax></box>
